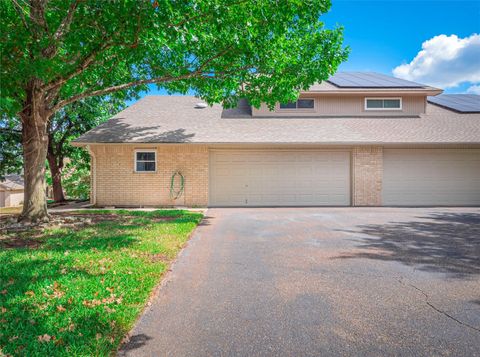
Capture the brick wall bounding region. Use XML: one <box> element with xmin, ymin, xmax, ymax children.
<box><xmin>89</xmin><ymin>144</ymin><xmax>385</xmax><ymax>207</ymax></box>
<box><xmin>90</xmin><ymin>144</ymin><xmax>209</xmax><ymax>207</ymax></box>
<box><xmin>352</xmin><ymin>146</ymin><xmax>383</xmax><ymax>206</ymax></box>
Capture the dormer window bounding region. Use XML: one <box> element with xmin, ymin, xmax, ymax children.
<box><xmin>365</xmin><ymin>98</ymin><xmax>402</xmax><ymax>110</ymax></box>
<box><xmin>280</xmin><ymin>99</ymin><xmax>315</xmax><ymax>109</ymax></box>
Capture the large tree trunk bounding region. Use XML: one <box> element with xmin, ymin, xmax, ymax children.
<box><xmin>47</xmin><ymin>152</ymin><xmax>66</xmax><ymax>202</ymax></box>
<box><xmin>18</xmin><ymin>82</ymin><xmax>51</xmax><ymax>223</ymax></box>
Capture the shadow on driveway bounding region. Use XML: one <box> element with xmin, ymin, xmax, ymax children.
<box><xmin>335</xmin><ymin>212</ymin><xmax>480</xmax><ymax>278</ymax></box>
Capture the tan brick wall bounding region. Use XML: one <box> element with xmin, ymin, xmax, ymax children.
<box><xmin>352</xmin><ymin>146</ymin><xmax>383</xmax><ymax>206</ymax></box>
<box><xmin>89</xmin><ymin>144</ymin><xmax>387</xmax><ymax>207</ymax></box>
<box><xmin>90</xmin><ymin>144</ymin><xmax>208</xmax><ymax>207</ymax></box>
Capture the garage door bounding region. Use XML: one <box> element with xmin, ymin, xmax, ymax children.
<box><xmin>209</xmin><ymin>150</ymin><xmax>350</xmax><ymax>206</ymax></box>
<box><xmin>383</xmin><ymin>149</ymin><xmax>480</xmax><ymax>206</ymax></box>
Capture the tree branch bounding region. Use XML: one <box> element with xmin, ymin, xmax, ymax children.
<box><xmin>167</xmin><ymin>0</ymin><xmax>249</xmax><ymax>28</ymax></box>
<box><xmin>43</xmin><ymin>42</ymin><xmax>113</xmax><ymax>92</ymax></box>
<box><xmin>56</xmin><ymin>119</ymin><xmax>74</xmax><ymax>157</ymax></box>
<box><xmin>11</xmin><ymin>0</ymin><xmax>29</xmax><ymax>30</ymax></box>
<box><xmin>53</xmin><ymin>0</ymin><xmax>80</xmax><ymax>42</ymax></box>
<box><xmin>51</xmin><ymin>74</ymin><xmax>181</xmax><ymax>112</ymax></box>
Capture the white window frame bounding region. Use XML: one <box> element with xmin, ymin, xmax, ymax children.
<box><xmin>279</xmin><ymin>98</ymin><xmax>315</xmax><ymax>111</ymax></box>
<box><xmin>134</xmin><ymin>149</ymin><xmax>157</xmax><ymax>173</ymax></box>
<box><xmin>364</xmin><ymin>97</ymin><xmax>402</xmax><ymax>111</ymax></box>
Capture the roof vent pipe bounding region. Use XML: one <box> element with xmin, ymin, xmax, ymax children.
<box><xmin>195</xmin><ymin>102</ymin><xmax>208</xmax><ymax>109</ymax></box>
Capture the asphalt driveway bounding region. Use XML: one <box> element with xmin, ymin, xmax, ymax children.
<box><xmin>120</xmin><ymin>208</ymin><xmax>480</xmax><ymax>357</ymax></box>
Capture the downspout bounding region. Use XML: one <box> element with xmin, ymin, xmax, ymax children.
<box><xmin>86</xmin><ymin>145</ymin><xmax>97</xmax><ymax>206</ymax></box>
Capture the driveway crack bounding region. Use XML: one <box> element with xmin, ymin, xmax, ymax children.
<box><xmin>398</xmin><ymin>277</ymin><xmax>480</xmax><ymax>333</ymax></box>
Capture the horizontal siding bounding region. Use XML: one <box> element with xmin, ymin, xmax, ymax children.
<box><xmin>252</xmin><ymin>95</ymin><xmax>426</xmax><ymax>117</ymax></box>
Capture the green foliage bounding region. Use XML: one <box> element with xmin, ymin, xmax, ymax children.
<box><xmin>7</xmin><ymin>96</ymin><xmax>124</xmax><ymax>198</ymax></box>
<box><xmin>48</xmin><ymin>96</ymin><xmax>126</xmax><ymax>164</ymax></box>
<box><xmin>45</xmin><ymin>150</ymin><xmax>91</xmax><ymax>200</ymax></box>
<box><xmin>46</xmin><ymin>97</ymin><xmax>125</xmax><ymax>200</ymax></box>
<box><xmin>62</xmin><ymin>157</ymin><xmax>91</xmax><ymax>200</ymax></box>
<box><xmin>1</xmin><ymin>0</ymin><xmax>348</xmax><ymax>116</ymax></box>
<box><xmin>0</xmin><ymin>115</ymin><xmax>22</xmax><ymax>179</ymax></box>
<box><xmin>0</xmin><ymin>210</ymin><xmax>203</xmax><ymax>356</ymax></box>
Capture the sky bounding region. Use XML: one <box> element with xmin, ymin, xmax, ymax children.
<box><xmin>322</xmin><ymin>0</ymin><xmax>480</xmax><ymax>93</ymax></box>
<box><xmin>133</xmin><ymin>0</ymin><xmax>480</xmax><ymax>102</ymax></box>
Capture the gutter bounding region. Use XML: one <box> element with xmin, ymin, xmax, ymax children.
<box><xmin>72</xmin><ymin>141</ymin><xmax>480</xmax><ymax>147</ymax></box>
<box><xmin>86</xmin><ymin>145</ymin><xmax>96</xmax><ymax>206</ymax></box>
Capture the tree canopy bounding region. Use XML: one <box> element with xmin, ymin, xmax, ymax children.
<box><xmin>1</xmin><ymin>0</ymin><xmax>347</xmax><ymax>114</ymax></box>
<box><xmin>0</xmin><ymin>0</ymin><xmax>348</xmax><ymax>222</ymax></box>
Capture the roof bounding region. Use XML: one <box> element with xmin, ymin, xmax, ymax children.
<box><xmin>328</xmin><ymin>72</ymin><xmax>424</xmax><ymax>88</ymax></box>
<box><xmin>0</xmin><ymin>174</ymin><xmax>24</xmax><ymax>190</ymax></box>
<box><xmin>427</xmin><ymin>94</ymin><xmax>480</xmax><ymax>113</ymax></box>
<box><xmin>73</xmin><ymin>96</ymin><xmax>480</xmax><ymax>145</ymax></box>
<box><xmin>306</xmin><ymin>72</ymin><xmax>441</xmax><ymax>94</ymax></box>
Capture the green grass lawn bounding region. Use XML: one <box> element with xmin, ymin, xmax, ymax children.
<box><xmin>0</xmin><ymin>210</ymin><xmax>203</xmax><ymax>356</ymax></box>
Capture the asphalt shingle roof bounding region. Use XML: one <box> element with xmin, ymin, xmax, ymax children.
<box><xmin>0</xmin><ymin>174</ymin><xmax>24</xmax><ymax>190</ymax></box>
<box><xmin>74</xmin><ymin>96</ymin><xmax>480</xmax><ymax>145</ymax></box>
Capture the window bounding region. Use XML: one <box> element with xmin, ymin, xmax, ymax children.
<box><xmin>135</xmin><ymin>150</ymin><xmax>156</xmax><ymax>172</ymax></box>
<box><xmin>365</xmin><ymin>98</ymin><xmax>402</xmax><ymax>110</ymax></box>
<box><xmin>279</xmin><ymin>99</ymin><xmax>314</xmax><ymax>109</ymax></box>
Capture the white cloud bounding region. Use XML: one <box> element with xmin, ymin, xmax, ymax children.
<box><xmin>393</xmin><ymin>34</ymin><xmax>480</xmax><ymax>88</ymax></box>
<box><xmin>467</xmin><ymin>84</ymin><xmax>480</xmax><ymax>94</ymax></box>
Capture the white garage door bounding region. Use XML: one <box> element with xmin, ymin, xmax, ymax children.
<box><xmin>383</xmin><ymin>149</ymin><xmax>480</xmax><ymax>206</ymax></box>
<box><xmin>209</xmin><ymin>150</ymin><xmax>350</xmax><ymax>206</ymax></box>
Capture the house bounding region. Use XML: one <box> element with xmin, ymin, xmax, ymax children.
<box><xmin>73</xmin><ymin>72</ymin><xmax>480</xmax><ymax>207</ymax></box>
<box><xmin>0</xmin><ymin>174</ymin><xmax>24</xmax><ymax>208</ymax></box>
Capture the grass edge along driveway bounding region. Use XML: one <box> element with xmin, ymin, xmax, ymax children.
<box><xmin>0</xmin><ymin>209</ymin><xmax>203</xmax><ymax>356</ymax></box>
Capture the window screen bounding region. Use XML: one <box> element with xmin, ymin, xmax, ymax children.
<box><xmin>279</xmin><ymin>102</ymin><xmax>297</xmax><ymax>109</ymax></box>
<box><xmin>297</xmin><ymin>99</ymin><xmax>314</xmax><ymax>108</ymax></box>
<box><xmin>383</xmin><ymin>99</ymin><xmax>401</xmax><ymax>108</ymax></box>
<box><xmin>136</xmin><ymin>152</ymin><xmax>156</xmax><ymax>172</ymax></box>
<box><xmin>366</xmin><ymin>98</ymin><xmax>401</xmax><ymax>110</ymax></box>
<box><xmin>280</xmin><ymin>99</ymin><xmax>314</xmax><ymax>109</ymax></box>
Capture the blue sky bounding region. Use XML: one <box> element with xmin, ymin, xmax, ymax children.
<box><xmin>134</xmin><ymin>0</ymin><xmax>480</xmax><ymax>102</ymax></box>
<box><xmin>322</xmin><ymin>0</ymin><xmax>480</xmax><ymax>93</ymax></box>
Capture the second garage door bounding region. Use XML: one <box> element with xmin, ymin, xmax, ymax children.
<box><xmin>383</xmin><ymin>149</ymin><xmax>480</xmax><ymax>206</ymax></box>
<box><xmin>209</xmin><ymin>150</ymin><xmax>350</xmax><ymax>206</ymax></box>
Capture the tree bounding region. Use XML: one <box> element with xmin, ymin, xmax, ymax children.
<box><xmin>1</xmin><ymin>97</ymin><xmax>125</xmax><ymax>201</ymax></box>
<box><xmin>0</xmin><ymin>115</ymin><xmax>22</xmax><ymax>179</ymax></box>
<box><xmin>1</xmin><ymin>0</ymin><xmax>348</xmax><ymax>223</ymax></box>
<box><xmin>46</xmin><ymin>97</ymin><xmax>125</xmax><ymax>201</ymax></box>
<box><xmin>45</xmin><ymin>144</ymin><xmax>91</xmax><ymax>201</ymax></box>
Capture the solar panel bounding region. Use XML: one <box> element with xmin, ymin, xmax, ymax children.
<box><xmin>328</xmin><ymin>72</ymin><xmax>425</xmax><ymax>88</ymax></box>
<box><xmin>427</xmin><ymin>94</ymin><xmax>480</xmax><ymax>113</ymax></box>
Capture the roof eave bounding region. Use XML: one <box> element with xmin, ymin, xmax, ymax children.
<box><xmin>71</xmin><ymin>141</ymin><xmax>89</xmax><ymax>147</ymax></box>
<box><xmin>301</xmin><ymin>88</ymin><xmax>443</xmax><ymax>96</ymax></box>
<box><xmin>67</xmin><ymin>140</ymin><xmax>480</xmax><ymax>146</ymax></box>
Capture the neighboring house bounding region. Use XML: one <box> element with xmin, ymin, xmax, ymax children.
<box><xmin>0</xmin><ymin>174</ymin><xmax>24</xmax><ymax>208</ymax></box>
<box><xmin>73</xmin><ymin>72</ymin><xmax>480</xmax><ymax>207</ymax></box>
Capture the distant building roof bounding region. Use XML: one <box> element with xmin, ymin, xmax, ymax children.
<box><xmin>0</xmin><ymin>174</ymin><xmax>24</xmax><ymax>190</ymax></box>
<box><xmin>73</xmin><ymin>96</ymin><xmax>480</xmax><ymax>146</ymax></box>
<box><xmin>427</xmin><ymin>94</ymin><xmax>480</xmax><ymax>113</ymax></box>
